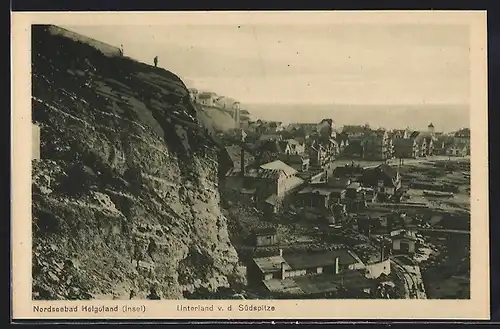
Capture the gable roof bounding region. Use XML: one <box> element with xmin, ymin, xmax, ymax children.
<box><xmin>277</xmin><ymin>141</ymin><xmax>290</xmax><ymax>152</ymax></box>
<box><xmin>260</xmin><ymin>160</ymin><xmax>298</xmax><ymax>176</ymax></box>
<box><xmin>454</xmin><ymin>128</ymin><xmax>470</xmax><ymax>138</ymax></box>
<box><xmin>224</xmin><ymin>145</ymin><xmax>255</xmax><ymax>170</ymax></box>
<box><xmin>376</xmin><ymin>163</ymin><xmax>398</xmax><ymax>180</ymax></box>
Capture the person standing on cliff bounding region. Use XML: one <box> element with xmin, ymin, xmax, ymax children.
<box><xmin>154</xmin><ymin>56</ymin><xmax>158</xmax><ymax>67</ymax></box>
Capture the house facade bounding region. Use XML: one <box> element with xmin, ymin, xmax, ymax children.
<box><xmin>198</xmin><ymin>92</ymin><xmax>218</xmax><ymax>107</ymax></box>
<box><xmin>391</xmin><ymin>230</ymin><xmax>417</xmax><ymax>254</ymax></box>
<box><xmin>252</xmin><ymin>227</ymin><xmax>278</xmax><ymax>247</ymax></box>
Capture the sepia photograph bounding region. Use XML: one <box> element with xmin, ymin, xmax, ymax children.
<box><xmin>12</xmin><ymin>11</ymin><xmax>489</xmax><ymax>320</ymax></box>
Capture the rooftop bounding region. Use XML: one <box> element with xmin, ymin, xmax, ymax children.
<box><xmin>224</xmin><ymin>145</ymin><xmax>255</xmax><ymax>170</ymax></box>
<box><xmin>253</xmin><ymin>227</ymin><xmax>277</xmax><ymax>236</ymax></box>
<box><xmin>326</xmin><ymin>177</ymin><xmax>351</xmax><ymax>188</ymax></box>
<box><xmin>260</xmin><ymin>160</ymin><xmax>298</xmax><ymax>177</ymax></box>
<box><xmin>298</xmin><ymin>186</ymin><xmax>337</xmax><ymax>196</ymax></box>
<box><xmin>390</xmin><ymin>229</ymin><xmax>418</xmax><ymax>241</ymax></box>
<box><xmin>393</xmin><ymin>138</ymin><xmax>416</xmax><ymax>147</ymax></box>
<box><xmin>253</xmin><ymin>255</ymin><xmax>291</xmax><ymax>274</ymax></box>
<box><xmin>264</xmin><ymin>270</ymin><xmax>373</xmax><ymax>295</ymax></box>
<box><xmin>283</xmin><ymin>249</ymin><xmax>359</xmax><ymax>270</ymax></box>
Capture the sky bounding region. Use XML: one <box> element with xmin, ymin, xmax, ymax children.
<box><xmin>62</xmin><ymin>21</ymin><xmax>470</xmax><ymax>131</ymax></box>
<box><xmin>63</xmin><ymin>23</ymin><xmax>470</xmax><ymax>105</ymax></box>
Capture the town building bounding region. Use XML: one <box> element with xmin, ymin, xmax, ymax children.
<box><xmin>308</xmin><ymin>140</ymin><xmax>336</xmax><ymax>167</ymax></box>
<box><xmin>259</xmin><ymin>133</ymin><xmax>283</xmax><ymax>143</ymax></box>
<box><xmin>251</xmin><ymin>227</ymin><xmax>278</xmax><ymax>247</ymax></box>
<box><xmin>409</xmin><ymin>131</ymin><xmax>427</xmax><ymax>157</ymax></box>
<box><xmin>198</xmin><ymin>92</ymin><xmax>218</xmax><ymax>107</ymax></box>
<box><xmin>389</xmin><ymin>128</ymin><xmax>412</xmax><ymax>139</ymax></box>
<box><xmin>362</xmin><ymin>129</ymin><xmax>391</xmax><ymax>160</ymax></box>
<box><xmin>447</xmin><ymin>143</ymin><xmax>469</xmax><ymax>157</ymax></box>
<box><xmin>427</xmin><ymin>122</ymin><xmax>435</xmax><ymax>134</ymax></box>
<box><xmin>433</xmin><ymin>135</ymin><xmax>454</xmax><ymax>155</ymax></box>
<box><xmin>249</xmin><ymin>249</ymin><xmax>375</xmax><ymax>296</ymax></box>
<box><xmin>32</xmin><ymin>123</ymin><xmax>41</xmax><ymax>160</ymax></box>
<box><xmin>249</xmin><ymin>249</ymin><xmax>362</xmax><ymax>282</ymax></box>
<box><xmin>361</xmin><ymin>163</ymin><xmax>401</xmax><ymax>197</ymax></box>
<box><xmin>252</xmin><ymin>120</ymin><xmax>285</xmax><ymax>134</ymax></box>
<box><xmin>453</xmin><ymin>128</ymin><xmax>470</xmax><ymax>156</ymax></box>
<box><xmin>390</xmin><ymin>229</ymin><xmax>417</xmax><ymax>254</ymax></box>
<box><xmin>342</xmin><ymin>137</ymin><xmax>364</xmax><ymax>158</ymax></box>
<box><xmin>281</xmin><ymin>139</ymin><xmax>306</xmax><ymax>155</ymax></box>
<box><xmin>285</xmin><ymin>123</ymin><xmax>318</xmax><ymax>138</ymax></box>
<box><xmin>393</xmin><ymin>138</ymin><xmax>418</xmax><ymax>159</ymax></box>
<box><xmin>222</xmin><ymin>145</ymin><xmax>255</xmax><ymax>176</ymax></box>
<box><xmin>279</xmin><ymin>154</ymin><xmax>310</xmax><ymax>172</ymax></box>
<box><xmin>336</xmin><ymin>132</ymin><xmax>350</xmax><ymax>154</ymax></box>
<box><xmin>317</xmin><ymin>118</ymin><xmax>337</xmax><ymax>139</ymax></box>
<box><xmin>296</xmin><ymin>177</ymin><xmax>363</xmax><ymax>219</ymax></box>
<box><xmin>242</xmin><ymin>160</ymin><xmax>305</xmax><ymax>214</ymax></box>
<box><xmin>223</xmin><ymin>159</ymin><xmax>305</xmax><ymax>213</ymax></box>
<box><xmin>331</xmin><ymin>163</ymin><xmax>365</xmax><ymax>182</ymax></box>
<box><xmin>342</xmin><ymin>125</ymin><xmax>370</xmax><ymax>138</ymax></box>
<box><xmin>256</xmin><ymin>139</ymin><xmax>301</xmax><ymax>162</ymax></box>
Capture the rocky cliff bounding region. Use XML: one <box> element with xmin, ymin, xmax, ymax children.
<box><xmin>31</xmin><ymin>25</ymin><xmax>244</xmax><ymax>300</ymax></box>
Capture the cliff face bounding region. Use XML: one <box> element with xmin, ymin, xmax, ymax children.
<box><xmin>31</xmin><ymin>25</ymin><xmax>244</xmax><ymax>300</ymax></box>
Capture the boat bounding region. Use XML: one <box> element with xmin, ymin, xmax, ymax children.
<box><xmin>422</xmin><ymin>190</ymin><xmax>454</xmax><ymax>198</ymax></box>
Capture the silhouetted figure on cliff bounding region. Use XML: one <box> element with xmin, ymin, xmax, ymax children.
<box><xmin>154</xmin><ymin>56</ymin><xmax>158</xmax><ymax>67</ymax></box>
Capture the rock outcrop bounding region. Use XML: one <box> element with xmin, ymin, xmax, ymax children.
<box><xmin>31</xmin><ymin>25</ymin><xmax>244</xmax><ymax>300</ymax></box>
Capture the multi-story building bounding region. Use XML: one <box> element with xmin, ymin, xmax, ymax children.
<box><xmin>198</xmin><ymin>92</ymin><xmax>218</xmax><ymax>107</ymax></box>
<box><xmin>363</xmin><ymin>129</ymin><xmax>391</xmax><ymax>160</ymax></box>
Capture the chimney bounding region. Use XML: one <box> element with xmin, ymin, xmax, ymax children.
<box><xmin>279</xmin><ymin>248</ymin><xmax>283</xmax><ymax>257</ymax></box>
<box><xmin>334</xmin><ymin>257</ymin><xmax>340</xmax><ymax>274</ymax></box>
<box><xmin>280</xmin><ymin>262</ymin><xmax>286</xmax><ymax>279</ymax></box>
<box><xmin>240</xmin><ymin>148</ymin><xmax>245</xmax><ymax>176</ymax></box>
<box><xmin>380</xmin><ymin>241</ymin><xmax>385</xmax><ymax>262</ymax></box>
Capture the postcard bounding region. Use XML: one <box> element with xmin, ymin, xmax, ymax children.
<box><xmin>11</xmin><ymin>10</ymin><xmax>489</xmax><ymax>320</ymax></box>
